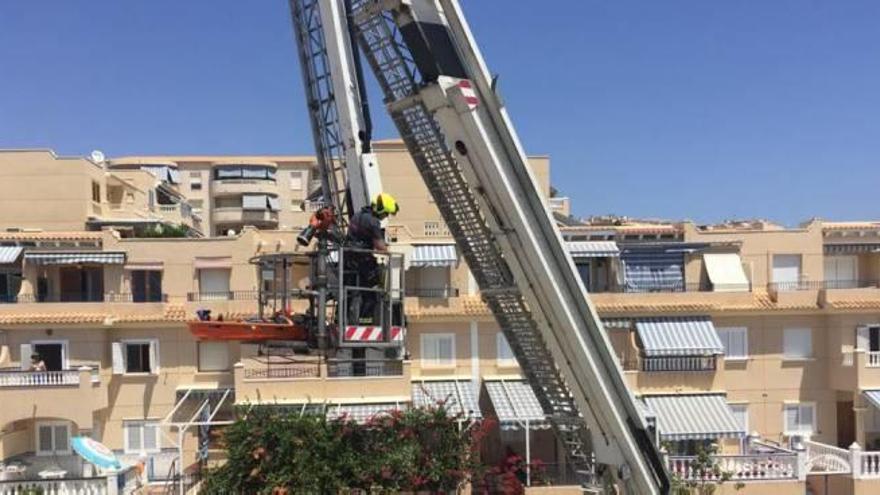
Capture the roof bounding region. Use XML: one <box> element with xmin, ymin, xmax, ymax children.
<box><xmin>24</xmin><ymin>251</ymin><xmax>126</xmax><ymax>265</ymax></box>
<box><xmin>635</xmin><ymin>317</ymin><xmax>724</xmax><ymax>356</ymax></box>
<box><xmin>641</xmin><ymin>394</ymin><xmax>745</xmax><ymax>440</ymax></box>
<box><xmin>0</xmin><ymin>231</ymin><xmax>103</xmax><ymax>242</ymax></box>
<box><xmin>483</xmin><ymin>380</ymin><xmax>549</xmax><ymax>430</ymax></box>
<box><xmin>412</xmin><ymin>380</ymin><xmax>481</xmax><ymax>418</ymax></box>
<box><xmin>822</xmin><ymin>221</ymin><xmax>880</xmax><ymax>231</ymax></box>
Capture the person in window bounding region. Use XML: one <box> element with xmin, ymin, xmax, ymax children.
<box><xmin>344</xmin><ymin>193</ymin><xmax>399</xmax><ymax>323</ymax></box>
<box><xmin>29</xmin><ymin>353</ymin><xmax>47</xmax><ymax>372</ymax></box>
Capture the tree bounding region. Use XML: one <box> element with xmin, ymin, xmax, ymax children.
<box><xmin>200</xmin><ymin>406</ymin><xmax>489</xmax><ymax>494</ymax></box>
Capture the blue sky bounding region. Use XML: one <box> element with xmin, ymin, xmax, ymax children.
<box><xmin>1</xmin><ymin>1</ymin><xmax>878</xmax><ymax>224</ymax></box>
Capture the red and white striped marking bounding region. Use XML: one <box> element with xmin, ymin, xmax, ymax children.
<box><xmin>344</xmin><ymin>326</ymin><xmax>404</xmax><ymax>342</ymax></box>
<box><xmin>457</xmin><ymin>80</ymin><xmax>479</xmax><ymax>110</ymax></box>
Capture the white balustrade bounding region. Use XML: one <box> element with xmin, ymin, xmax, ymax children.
<box><xmin>0</xmin><ymin>478</ymin><xmax>108</xmax><ymax>495</ymax></box>
<box><xmin>859</xmin><ymin>451</ymin><xmax>880</xmax><ymax>478</ymax></box>
<box><xmin>867</xmin><ymin>351</ymin><xmax>880</xmax><ymax>368</ymax></box>
<box><xmin>803</xmin><ymin>439</ymin><xmax>852</xmax><ymax>474</ymax></box>
<box><xmin>668</xmin><ymin>454</ymin><xmax>798</xmax><ymax>482</ymax></box>
<box><xmin>0</xmin><ymin>370</ymin><xmax>80</xmax><ymax>388</ymax></box>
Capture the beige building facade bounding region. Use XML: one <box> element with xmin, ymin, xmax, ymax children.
<box><xmin>0</xmin><ymin>145</ymin><xmax>878</xmax><ymax>493</ymax></box>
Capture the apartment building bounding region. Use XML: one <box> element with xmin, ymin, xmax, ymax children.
<box><xmin>0</xmin><ymin>144</ymin><xmax>878</xmax><ymax>494</ymax></box>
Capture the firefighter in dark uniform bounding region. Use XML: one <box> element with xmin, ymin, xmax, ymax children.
<box><xmin>344</xmin><ymin>193</ymin><xmax>399</xmax><ymax>323</ymax></box>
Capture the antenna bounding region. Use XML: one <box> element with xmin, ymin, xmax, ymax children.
<box><xmin>90</xmin><ymin>150</ymin><xmax>106</xmax><ymax>164</ymax></box>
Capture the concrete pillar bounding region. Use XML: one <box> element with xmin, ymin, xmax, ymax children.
<box><xmin>854</xmin><ymin>406</ymin><xmax>868</xmax><ymax>447</ymax></box>
<box><xmin>850</xmin><ymin>442</ymin><xmax>862</xmax><ymax>479</ymax></box>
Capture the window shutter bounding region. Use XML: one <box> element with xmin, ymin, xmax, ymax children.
<box><xmin>111</xmin><ymin>342</ymin><xmax>125</xmax><ymax>374</ymax></box>
<box><xmin>20</xmin><ymin>343</ymin><xmax>32</xmax><ymax>370</ymax></box>
<box><xmin>785</xmin><ymin>406</ymin><xmax>798</xmax><ymax>432</ymax></box>
<box><xmin>857</xmin><ymin>326</ymin><xmax>870</xmax><ymax>351</ymax></box>
<box><xmin>149</xmin><ymin>339</ymin><xmax>160</xmax><ymax>374</ymax></box>
<box><xmin>801</xmin><ymin>405</ymin><xmax>814</xmax><ymax>432</ymax></box>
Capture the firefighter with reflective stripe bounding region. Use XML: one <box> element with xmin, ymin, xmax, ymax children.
<box><xmin>344</xmin><ymin>193</ymin><xmax>399</xmax><ymax>323</ymax></box>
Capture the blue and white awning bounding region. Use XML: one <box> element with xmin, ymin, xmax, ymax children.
<box><xmin>484</xmin><ymin>380</ymin><xmax>549</xmax><ymax>430</ymax></box>
<box><xmin>24</xmin><ymin>251</ymin><xmax>126</xmax><ymax>265</ymax></box>
<box><xmin>410</xmin><ymin>245</ymin><xmax>457</xmax><ymax>268</ymax></box>
<box><xmin>619</xmin><ymin>245</ymin><xmax>701</xmax><ymax>292</ymax></box>
<box><xmin>326</xmin><ymin>403</ymin><xmax>403</xmax><ymax>424</ymax></box>
<box><xmin>412</xmin><ymin>380</ymin><xmax>481</xmax><ymax>418</ymax></box>
<box><xmin>635</xmin><ymin>317</ymin><xmax>723</xmax><ymax>356</ymax></box>
<box><xmin>566</xmin><ymin>241</ymin><xmax>619</xmax><ymax>258</ymax></box>
<box><xmin>641</xmin><ymin>394</ymin><xmax>746</xmax><ymax>441</ymax></box>
<box><xmin>864</xmin><ymin>390</ymin><xmax>880</xmax><ymax>410</ymax></box>
<box><xmin>0</xmin><ymin>246</ymin><xmax>23</xmax><ymax>264</ymax></box>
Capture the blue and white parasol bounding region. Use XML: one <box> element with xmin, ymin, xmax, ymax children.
<box><xmin>71</xmin><ymin>436</ymin><xmax>122</xmax><ymax>470</ymax></box>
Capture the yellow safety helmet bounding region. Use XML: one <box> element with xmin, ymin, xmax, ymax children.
<box><xmin>372</xmin><ymin>193</ymin><xmax>399</xmax><ymax>217</ymax></box>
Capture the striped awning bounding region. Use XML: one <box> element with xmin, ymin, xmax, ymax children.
<box><xmin>642</xmin><ymin>394</ymin><xmax>745</xmax><ymax>441</ymax></box>
<box><xmin>24</xmin><ymin>251</ymin><xmax>126</xmax><ymax>265</ymax></box>
<box><xmin>566</xmin><ymin>241</ymin><xmax>619</xmax><ymax>258</ymax></box>
<box><xmin>825</xmin><ymin>244</ymin><xmax>880</xmax><ymax>255</ymax></box>
<box><xmin>326</xmin><ymin>403</ymin><xmax>403</xmax><ymax>424</ymax></box>
<box><xmin>703</xmin><ymin>253</ymin><xmax>750</xmax><ymax>292</ymax></box>
<box><xmin>410</xmin><ymin>245</ymin><xmax>457</xmax><ymax>267</ymax></box>
<box><xmin>141</xmin><ymin>165</ymin><xmax>180</xmax><ymax>184</ymax></box>
<box><xmin>484</xmin><ymin>380</ymin><xmax>549</xmax><ymax>430</ymax></box>
<box><xmin>864</xmin><ymin>390</ymin><xmax>880</xmax><ymax>410</ymax></box>
<box><xmin>620</xmin><ymin>247</ymin><xmax>685</xmax><ymax>292</ymax></box>
<box><xmin>412</xmin><ymin>381</ymin><xmax>481</xmax><ymax>418</ymax></box>
<box><xmin>0</xmin><ymin>246</ymin><xmax>23</xmax><ymax>264</ymax></box>
<box><xmin>635</xmin><ymin>317</ymin><xmax>723</xmax><ymax>356</ymax></box>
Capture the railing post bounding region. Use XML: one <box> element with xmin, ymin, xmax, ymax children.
<box><xmin>850</xmin><ymin>442</ymin><xmax>862</xmax><ymax>479</ymax></box>
<box><xmin>107</xmin><ymin>471</ymin><xmax>119</xmax><ymax>495</ymax></box>
<box><xmin>794</xmin><ymin>441</ymin><xmax>807</xmax><ymax>481</ymax></box>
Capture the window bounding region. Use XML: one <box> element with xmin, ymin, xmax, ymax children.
<box><xmin>421</xmin><ymin>333</ymin><xmax>455</xmax><ymax>366</ymax></box>
<box><xmin>772</xmin><ymin>254</ymin><xmax>802</xmax><ymax>289</ymax></box>
<box><xmin>289</xmin><ymin>171</ymin><xmax>304</xmax><ymax>190</ymax></box>
<box><xmin>199</xmin><ymin>268</ymin><xmax>231</xmax><ymax>300</ymax></box>
<box><xmin>91</xmin><ymin>181</ymin><xmax>101</xmax><ymax>203</ymax></box>
<box><xmin>25</xmin><ymin>341</ymin><xmax>68</xmax><ymax>371</ymax></box>
<box><xmin>131</xmin><ymin>270</ymin><xmax>163</xmax><ymax>302</ymax></box>
<box><xmin>496</xmin><ymin>333</ymin><xmax>517</xmax><ymax>366</ymax></box>
<box><xmin>784</xmin><ymin>403</ymin><xmax>815</xmax><ymax>435</ymax></box>
<box><xmin>729</xmin><ymin>404</ymin><xmax>749</xmax><ymax>432</ymax></box>
<box><xmin>214</xmin><ymin>166</ymin><xmax>275</xmax><ymax>181</ymax></box>
<box><xmin>112</xmin><ymin>340</ymin><xmax>159</xmax><ymax>374</ymax></box>
<box><xmin>783</xmin><ymin>328</ymin><xmax>812</xmax><ymax>360</ymax></box>
<box><xmin>824</xmin><ymin>255</ymin><xmax>857</xmax><ymax>289</ymax></box>
<box><xmin>214</xmin><ymin>196</ymin><xmax>241</xmax><ymax>209</ymax></box>
<box><xmin>190</xmin><ymin>199</ymin><xmax>203</xmax><ymax>215</ymax></box>
<box><xmin>189</xmin><ymin>171</ymin><xmax>203</xmax><ymax>191</ymax></box>
<box><xmin>36</xmin><ymin>421</ymin><xmax>71</xmax><ymax>456</ymax></box>
<box><xmin>199</xmin><ymin>342</ymin><xmax>230</xmax><ymax>372</ymax></box>
<box><xmin>716</xmin><ymin>327</ymin><xmax>748</xmax><ymax>360</ymax></box>
<box><xmin>124</xmin><ymin>420</ymin><xmax>160</xmax><ymax>454</ymax></box>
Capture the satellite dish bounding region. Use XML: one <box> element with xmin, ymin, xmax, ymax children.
<box><xmin>90</xmin><ymin>150</ymin><xmax>106</xmax><ymax>163</ymax></box>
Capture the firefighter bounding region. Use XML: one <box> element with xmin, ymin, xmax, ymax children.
<box><xmin>344</xmin><ymin>193</ymin><xmax>399</xmax><ymax>323</ymax></box>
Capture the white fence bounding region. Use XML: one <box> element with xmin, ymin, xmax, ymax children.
<box><xmin>0</xmin><ymin>370</ymin><xmax>80</xmax><ymax>387</ymax></box>
<box><xmin>803</xmin><ymin>439</ymin><xmax>852</xmax><ymax>474</ymax></box>
<box><xmin>668</xmin><ymin>453</ymin><xmax>799</xmax><ymax>482</ymax></box>
<box><xmin>0</xmin><ymin>478</ymin><xmax>108</xmax><ymax>495</ymax></box>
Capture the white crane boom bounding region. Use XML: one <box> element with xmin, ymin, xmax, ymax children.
<box><xmin>288</xmin><ymin>0</ymin><xmax>670</xmax><ymax>492</ymax></box>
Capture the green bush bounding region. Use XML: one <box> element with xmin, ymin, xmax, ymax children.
<box><xmin>200</xmin><ymin>406</ymin><xmax>489</xmax><ymax>494</ymax></box>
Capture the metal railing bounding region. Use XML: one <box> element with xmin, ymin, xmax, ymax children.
<box><xmin>244</xmin><ymin>362</ymin><xmax>321</xmax><ymax>379</ymax></box>
<box><xmin>0</xmin><ymin>369</ymin><xmax>81</xmax><ymax>387</ymax></box>
<box><xmin>820</xmin><ymin>279</ymin><xmax>880</xmax><ymax>290</ymax></box>
<box><xmin>10</xmin><ymin>293</ymin><xmax>167</xmax><ymax>303</ymax></box>
<box><xmin>405</xmin><ymin>287</ymin><xmax>459</xmax><ymax>298</ymax></box>
<box><xmin>641</xmin><ymin>355</ymin><xmax>717</xmax><ymax>372</ymax></box>
<box><xmin>187</xmin><ymin>290</ymin><xmax>259</xmax><ymax>302</ymax></box>
<box><xmin>326</xmin><ymin>359</ymin><xmax>404</xmax><ymax>378</ymax></box>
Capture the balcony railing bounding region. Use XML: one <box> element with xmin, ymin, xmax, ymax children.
<box><xmin>405</xmin><ymin>287</ymin><xmax>459</xmax><ymax>298</ymax></box>
<box><xmin>641</xmin><ymin>355</ymin><xmax>717</xmax><ymax>372</ymax></box>
<box><xmin>326</xmin><ymin>359</ymin><xmax>404</xmax><ymax>378</ymax></box>
<box><xmin>766</xmin><ymin>279</ymin><xmax>880</xmax><ymax>292</ymax></box>
<box><xmin>8</xmin><ymin>293</ymin><xmax>167</xmax><ymax>303</ymax></box>
<box><xmin>244</xmin><ymin>362</ymin><xmax>321</xmax><ymax>380</ymax></box>
<box><xmin>590</xmin><ymin>281</ymin><xmax>752</xmax><ymax>294</ymax></box>
<box><xmin>867</xmin><ymin>352</ymin><xmax>880</xmax><ymax>368</ymax></box>
<box><xmin>0</xmin><ymin>369</ymin><xmax>80</xmax><ymax>387</ymax></box>
<box><xmin>668</xmin><ymin>453</ymin><xmax>799</xmax><ymax>482</ymax></box>
<box><xmin>187</xmin><ymin>290</ymin><xmax>259</xmax><ymax>302</ymax></box>
<box><xmin>0</xmin><ymin>477</ymin><xmax>114</xmax><ymax>495</ymax></box>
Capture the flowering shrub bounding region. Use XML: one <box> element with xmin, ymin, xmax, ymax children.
<box><xmin>200</xmin><ymin>406</ymin><xmax>491</xmax><ymax>494</ymax></box>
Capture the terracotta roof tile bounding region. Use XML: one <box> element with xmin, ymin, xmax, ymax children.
<box><xmin>0</xmin><ymin>231</ymin><xmax>102</xmax><ymax>241</ymax></box>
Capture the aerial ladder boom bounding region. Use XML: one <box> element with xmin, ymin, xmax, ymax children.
<box><xmin>345</xmin><ymin>0</ymin><xmax>669</xmax><ymax>492</ymax></box>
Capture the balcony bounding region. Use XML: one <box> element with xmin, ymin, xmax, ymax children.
<box><xmin>211</xmin><ymin>178</ymin><xmax>278</xmax><ymax>196</ymax></box>
<box><xmin>635</xmin><ymin>355</ymin><xmax>717</xmax><ymax>373</ymax></box>
<box><xmin>234</xmin><ymin>358</ymin><xmax>412</xmax><ymax>406</ymax></box>
<box><xmin>212</xmin><ymin>207</ymin><xmax>279</xmax><ymax>226</ymax></box>
<box><xmin>7</xmin><ymin>292</ymin><xmax>168</xmax><ymax>304</ymax></box>
<box><xmin>0</xmin><ymin>367</ymin><xmax>106</xmax><ymax>428</ymax></box>
<box><xmin>405</xmin><ymin>287</ymin><xmax>460</xmax><ymax>298</ymax></box>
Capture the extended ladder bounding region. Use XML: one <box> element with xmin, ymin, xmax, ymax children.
<box><xmin>349</xmin><ymin>1</ymin><xmax>668</xmax><ymax>493</ymax></box>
